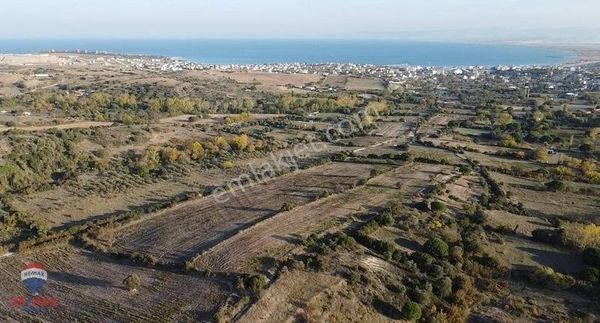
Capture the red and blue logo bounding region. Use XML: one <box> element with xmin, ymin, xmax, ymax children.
<box><xmin>21</xmin><ymin>262</ymin><xmax>47</xmax><ymax>295</ymax></box>
<box><xmin>10</xmin><ymin>262</ymin><xmax>58</xmax><ymax>312</ymax></box>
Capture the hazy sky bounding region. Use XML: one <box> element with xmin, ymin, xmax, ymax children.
<box><xmin>2</xmin><ymin>0</ymin><xmax>600</xmax><ymax>42</ymax></box>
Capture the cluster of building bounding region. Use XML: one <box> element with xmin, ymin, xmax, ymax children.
<box><xmin>46</xmin><ymin>52</ymin><xmax>600</xmax><ymax>97</ymax></box>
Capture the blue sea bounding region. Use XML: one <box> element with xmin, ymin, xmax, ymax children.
<box><xmin>0</xmin><ymin>39</ymin><xmax>572</xmax><ymax>67</ymax></box>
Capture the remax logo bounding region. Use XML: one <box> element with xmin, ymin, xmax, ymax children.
<box><xmin>10</xmin><ymin>262</ymin><xmax>58</xmax><ymax>313</ymax></box>
<box><xmin>21</xmin><ymin>262</ymin><xmax>47</xmax><ymax>295</ymax></box>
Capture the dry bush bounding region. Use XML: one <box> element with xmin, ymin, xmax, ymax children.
<box><xmin>529</xmin><ymin>266</ymin><xmax>575</xmax><ymax>289</ymax></box>
<box><xmin>562</xmin><ymin>222</ymin><xmax>600</xmax><ymax>249</ymax></box>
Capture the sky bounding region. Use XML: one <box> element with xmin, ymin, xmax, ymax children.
<box><xmin>2</xmin><ymin>0</ymin><xmax>600</xmax><ymax>43</ymax></box>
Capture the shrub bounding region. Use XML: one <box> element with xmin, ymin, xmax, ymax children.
<box><xmin>562</xmin><ymin>223</ymin><xmax>600</xmax><ymax>249</ymax></box>
<box><xmin>546</xmin><ymin>179</ymin><xmax>568</xmax><ymax>192</ymax></box>
<box><xmin>402</xmin><ymin>300</ymin><xmax>422</xmax><ymax>321</ymax></box>
<box><xmin>582</xmin><ymin>247</ymin><xmax>600</xmax><ymax>267</ymax></box>
<box><xmin>533</xmin><ymin>148</ymin><xmax>549</xmax><ymax>162</ymax></box>
<box><xmin>247</xmin><ymin>275</ymin><xmax>268</xmax><ymax>293</ymax></box>
<box><xmin>222</xmin><ymin>160</ymin><xmax>235</xmax><ymax>169</ymax></box>
<box><xmin>424</xmin><ymin>237</ymin><xmax>449</xmax><ymax>258</ymax></box>
<box><xmin>123</xmin><ymin>273</ymin><xmax>141</xmax><ymax>292</ymax></box>
<box><xmin>434</xmin><ymin>277</ymin><xmax>453</xmax><ymax>298</ymax></box>
<box><xmin>375</xmin><ymin>212</ymin><xmax>394</xmax><ymax>226</ymax></box>
<box><xmin>449</xmin><ymin>246</ymin><xmax>464</xmax><ymax>262</ymax></box>
<box><xmin>280</xmin><ymin>202</ymin><xmax>295</xmax><ymax>212</ymax></box>
<box><xmin>581</xmin><ymin>267</ymin><xmax>600</xmax><ymax>283</ymax></box>
<box><xmin>430</xmin><ymin>201</ymin><xmax>447</xmax><ymax>214</ymax></box>
<box><xmin>531</xmin><ymin>229</ymin><xmax>563</xmax><ymax>245</ymax></box>
<box><xmin>236</xmin><ymin>274</ymin><xmax>268</xmax><ymax>293</ymax></box>
<box><xmin>529</xmin><ymin>266</ymin><xmax>575</xmax><ymax>289</ymax></box>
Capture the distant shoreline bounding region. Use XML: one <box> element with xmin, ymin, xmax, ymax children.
<box><xmin>0</xmin><ymin>39</ymin><xmax>578</xmax><ymax>68</ymax></box>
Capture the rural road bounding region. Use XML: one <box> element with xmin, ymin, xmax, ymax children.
<box><xmin>0</xmin><ymin>121</ymin><xmax>113</xmax><ymax>132</ymax></box>
<box><xmin>352</xmin><ymin>138</ymin><xmax>397</xmax><ymax>153</ymax></box>
<box><xmin>0</xmin><ymin>252</ymin><xmax>15</xmax><ymax>258</ymax></box>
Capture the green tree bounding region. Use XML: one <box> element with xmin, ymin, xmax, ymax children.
<box><xmin>546</xmin><ymin>179</ymin><xmax>567</xmax><ymax>192</ymax></box>
<box><xmin>580</xmin><ymin>143</ymin><xmax>595</xmax><ymax>156</ymax></box>
<box><xmin>581</xmin><ymin>267</ymin><xmax>600</xmax><ymax>283</ymax></box>
<box><xmin>116</xmin><ymin>93</ymin><xmax>137</xmax><ymax>108</ymax></box>
<box><xmin>402</xmin><ymin>300</ymin><xmax>422</xmax><ymax>322</ymax></box>
<box><xmin>424</xmin><ymin>237</ymin><xmax>449</xmax><ymax>258</ymax></box>
<box><xmin>430</xmin><ymin>201</ymin><xmax>447</xmax><ymax>214</ymax></box>
<box><xmin>494</xmin><ymin>112</ymin><xmax>513</xmax><ymax>126</ymax></box>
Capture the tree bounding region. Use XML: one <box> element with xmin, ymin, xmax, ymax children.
<box><xmin>546</xmin><ymin>179</ymin><xmax>567</xmax><ymax>192</ymax></box>
<box><xmin>500</xmin><ymin>135</ymin><xmax>518</xmax><ymax>148</ymax></box>
<box><xmin>402</xmin><ymin>300</ymin><xmax>422</xmax><ymax>322</ymax></box>
<box><xmin>590</xmin><ymin>128</ymin><xmax>600</xmax><ymax>141</ymax></box>
<box><xmin>223</xmin><ymin>161</ymin><xmax>234</xmax><ymax>169</ymax></box>
<box><xmin>580</xmin><ymin>143</ymin><xmax>595</xmax><ymax>156</ymax></box>
<box><xmin>424</xmin><ymin>237</ymin><xmax>449</xmax><ymax>258</ymax></box>
<box><xmin>581</xmin><ymin>267</ymin><xmax>600</xmax><ymax>283</ymax></box>
<box><xmin>165</xmin><ymin>97</ymin><xmax>195</xmax><ymax>116</ymax></box>
<box><xmin>147</xmin><ymin>98</ymin><xmax>163</xmax><ymax>112</ymax></box>
<box><xmin>230</xmin><ymin>134</ymin><xmax>249</xmax><ymax>151</ymax></box>
<box><xmin>534</xmin><ymin>148</ymin><xmax>549</xmax><ymax>162</ymax></box>
<box><xmin>189</xmin><ymin>141</ymin><xmax>205</xmax><ymax>160</ymax></box>
<box><xmin>212</xmin><ymin>136</ymin><xmax>230</xmax><ymax>151</ymax></box>
<box><xmin>583</xmin><ymin>247</ymin><xmax>600</xmax><ymax>267</ymax></box>
<box><xmin>247</xmin><ymin>275</ymin><xmax>268</xmax><ymax>293</ymax></box>
<box><xmin>116</xmin><ymin>93</ymin><xmax>137</xmax><ymax>108</ymax></box>
<box><xmin>430</xmin><ymin>201</ymin><xmax>447</xmax><ymax>214</ymax></box>
<box><xmin>123</xmin><ymin>273</ymin><xmax>141</xmax><ymax>292</ymax></box>
<box><xmin>361</xmin><ymin>114</ymin><xmax>374</xmax><ymax>128</ymax></box>
<box><xmin>494</xmin><ymin>112</ymin><xmax>513</xmax><ymax>126</ymax></box>
<box><xmin>434</xmin><ymin>277</ymin><xmax>453</xmax><ymax>298</ymax></box>
<box><xmin>142</xmin><ymin>148</ymin><xmax>160</xmax><ymax>170</ymax></box>
<box><xmin>121</xmin><ymin>114</ymin><xmax>134</xmax><ymax>126</ymax></box>
<box><xmin>366</xmin><ymin>101</ymin><xmax>389</xmax><ymax>115</ymax></box>
<box><xmin>335</xmin><ymin>95</ymin><xmax>358</xmax><ymax>108</ymax></box>
<box><xmin>162</xmin><ymin>147</ymin><xmax>180</xmax><ymax>164</ymax></box>
<box><xmin>532</xmin><ymin>110</ymin><xmax>545</xmax><ymax>122</ymax></box>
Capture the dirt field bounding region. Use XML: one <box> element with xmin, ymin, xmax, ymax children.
<box><xmin>486</xmin><ymin>210</ymin><xmax>553</xmax><ymax>236</ymax></box>
<box><xmin>485</xmin><ymin>235</ymin><xmax>583</xmax><ymax>273</ymax></box>
<box><xmin>463</xmin><ymin>151</ymin><xmax>540</xmax><ymax>171</ymax></box>
<box><xmin>374</xmin><ymin>121</ymin><xmax>412</xmax><ymax>138</ymax></box>
<box><xmin>189</xmin><ymin>71</ymin><xmax>323</xmax><ymax>88</ymax></box>
<box><xmin>0</xmin><ymin>247</ymin><xmax>230</xmax><ymax>322</ymax></box>
<box><xmin>16</xmin><ymin>142</ymin><xmax>346</xmax><ymax>229</ymax></box>
<box><xmin>113</xmin><ymin>162</ymin><xmax>385</xmax><ymax>263</ymax></box>
<box><xmin>344</xmin><ymin>77</ymin><xmax>385</xmax><ymax>91</ymax></box>
<box><xmin>491</xmin><ymin>172</ymin><xmax>600</xmax><ymax>222</ymax></box>
<box><xmin>194</xmin><ymin>164</ymin><xmax>438</xmax><ymax>273</ymax></box>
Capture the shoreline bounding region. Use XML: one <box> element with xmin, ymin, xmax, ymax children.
<box><xmin>500</xmin><ymin>41</ymin><xmax>600</xmax><ymax>66</ymax></box>
<box><xmin>1</xmin><ymin>40</ymin><xmax>595</xmax><ymax>69</ymax></box>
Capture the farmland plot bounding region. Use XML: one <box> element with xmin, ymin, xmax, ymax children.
<box><xmin>113</xmin><ymin>162</ymin><xmax>385</xmax><ymax>263</ymax></box>
<box><xmin>195</xmin><ymin>162</ymin><xmax>456</xmax><ymax>273</ymax></box>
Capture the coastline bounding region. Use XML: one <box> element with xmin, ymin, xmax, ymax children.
<box><xmin>501</xmin><ymin>41</ymin><xmax>600</xmax><ymax>66</ymax></box>
<box><xmin>0</xmin><ymin>39</ymin><xmax>582</xmax><ymax>68</ymax></box>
